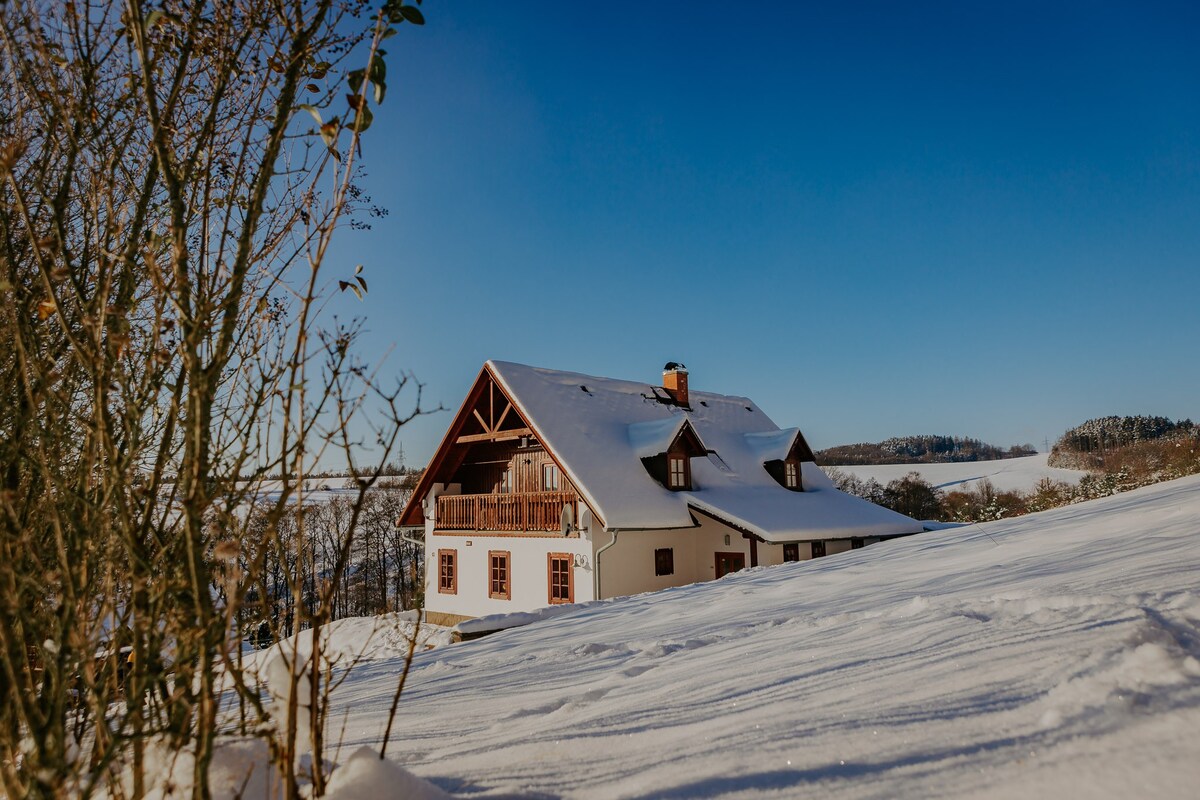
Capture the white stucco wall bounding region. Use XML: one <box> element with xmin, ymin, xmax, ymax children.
<box><xmin>420</xmin><ymin>510</ymin><xmax>892</xmax><ymax>620</ymax></box>
<box><xmin>423</xmin><ymin>530</ymin><xmax>594</xmax><ymax>619</ymax></box>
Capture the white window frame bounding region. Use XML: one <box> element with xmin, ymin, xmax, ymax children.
<box><xmin>542</xmin><ymin>462</ymin><xmax>560</xmax><ymax>492</ymax></box>
<box><xmin>785</xmin><ymin>461</ymin><xmax>798</xmax><ymax>489</ymax></box>
<box><xmin>668</xmin><ymin>456</ymin><xmax>686</xmax><ymax>488</ymax></box>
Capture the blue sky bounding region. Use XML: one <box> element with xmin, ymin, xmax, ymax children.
<box><xmin>325</xmin><ymin>1</ymin><xmax>1200</xmax><ymax>466</ymax></box>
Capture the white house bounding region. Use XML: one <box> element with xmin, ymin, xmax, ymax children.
<box><xmin>398</xmin><ymin>361</ymin><xmax>925</xmax><ymax>625</ymax></box>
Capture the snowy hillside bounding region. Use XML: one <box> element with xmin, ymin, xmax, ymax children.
<box><xmin>322</xmin><ymin>473</ymin><xmax>1200</xmax><ymax>798</ymax></box>
<box><xmin>835</xmin><ymin>452</ymin><xmax>1085</xmax><ymax>493</ymax></box>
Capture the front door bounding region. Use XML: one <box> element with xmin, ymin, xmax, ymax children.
<box><xmin>715</xmin><ymin>551</ymin><xmax>746</xmax><ymax>579</ymax></box>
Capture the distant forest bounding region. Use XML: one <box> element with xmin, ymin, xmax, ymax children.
<box><xmin>1048</xmin><ymin>415</ymin><xmax>1198</xmax><ymax>470</ymax></box>
<box><xmin>825</xmin><ymin>413</ymin><xmax>1200</xmax><ymax>524</ymax></box>
<box><xmin>817</xmin><ymin>435</ymin><xmax>1036</xmax><ymax>466</ymax></box>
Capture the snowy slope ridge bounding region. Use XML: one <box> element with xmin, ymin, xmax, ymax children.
<box><xmin>836</xmin><ymin>452</ymin><xmax>1085</xmax><ymax>493</ymax></box>
<box><xmin>331</xmin><ymin>474</ymin><xmax>1200</xmax><ymax>798</ymax></box>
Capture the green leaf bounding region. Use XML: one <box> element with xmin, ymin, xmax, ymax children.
<box><xmin>354</xmin><ymin>264</ymin><xmax>364</xmax><ymax>275</ymax></box>
<box><xmin>350</xmin><ymin>104</ymin><xmax>373</xmax><ymax>133</ymax></box>
<box><xmin>381</xmin><ymin>27</ymin><xmax>398</xmax><ymax>40</ymax></box>
<box><xmin>338</xmin><ymin>280</ymin><xmax>363</xmax><ymax>301</ymax></box>
<box><xmin>311</xmin><ymin>61</ymin><xmax>331</xmax><ymax>80</ymax></box>
<box><xmin>356</xmin><ymin>276</ymin><xmax>368</xmax><ymax>293</ymax></box>
<box><xmin>348</xmin><ymin>68</ymin><xmax>365</xmax><ymax>95</ymax></box>
<box><xmin>369</xmin><ymin>54</ymin><xmax>388</xmax><ymax>103</ymax></box>
<box><xmin>400</xmin><ymin>5</ymin><xmax>425</xmax><ymax>24</ymax></box>
<box><xmin>370</xmin><ymin>54</ymin><xmax>387</xmax><ymax>83</ymax></box>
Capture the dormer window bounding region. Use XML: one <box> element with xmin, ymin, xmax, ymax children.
<box><xmin>632</xmin><ymin>417</ymin><xmax>706</xmax><ymax>492</ymax></box>
<box><xmin>750</xmin><ymin>429</ymin><xmax>815</xmax><ymax>492</ymax></box>
<box><xmin>668</xmin><ymin>456</ymin><xmax>688</xmax><ymax>489</ymax></box>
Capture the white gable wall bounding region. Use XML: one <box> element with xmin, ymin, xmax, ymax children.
<box><xmin>423</xmin><ymin>518</ymin><xmax>892</xmax><ymax>620</ymax></box>
<box><xmin>424</xmin><ymin>531</ymin><xmax>594</xmax><ymax>620</ymax></box>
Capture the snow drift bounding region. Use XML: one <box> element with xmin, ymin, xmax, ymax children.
<box><xmin>328</xmin><ymin>473</ymin><xmax>1200</xmax><ymax>798</ymax></box>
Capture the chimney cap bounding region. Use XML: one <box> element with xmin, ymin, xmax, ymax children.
<box><xmin>663</xmin><ymin>361</ymin><xmax>688</xmax><ymax>373</ymax></box>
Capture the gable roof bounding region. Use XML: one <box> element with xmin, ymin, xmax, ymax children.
<box><xmin>486</xmin><ymin>360</ymin><xmax>922</xmax><ymax>542</ymax></box>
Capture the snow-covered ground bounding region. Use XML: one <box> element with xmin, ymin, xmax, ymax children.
<box><xmin>833</xmin><ymin>453</ymin><xmax>1086</xmax><ymax>493</ymax></box>
<box><xmin>316</xmin><ymin>473</ymin><xmax>1200</xmax><ymax>798</ymax></box>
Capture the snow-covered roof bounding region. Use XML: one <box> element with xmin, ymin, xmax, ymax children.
<box><xmin>487</xmin><ymin>361</ymin><xmax>922</xmax><ymax>541</ymax></box>
<box><xmin>742</xmin><ymin>428</ymin><xmax>803</xmax><ymax>463</ymax></box>
<box><xmin>627</xmin><ymin>416</ymin><xmax>703</xmax><ymax>460</ymax></box>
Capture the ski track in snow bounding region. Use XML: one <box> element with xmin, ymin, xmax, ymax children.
<box><xmin>318</xmin><ymin>476</ymin><xmax>1200</xmax><ymax>798</ymax></box>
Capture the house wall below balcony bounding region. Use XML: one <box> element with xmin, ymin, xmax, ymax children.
<box><xmin>423</xmin><ymin>529</ymin><xmax>595</xmax><ymax>619</ymax></box>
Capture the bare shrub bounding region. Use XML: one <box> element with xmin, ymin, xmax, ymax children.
<box><xmin>0</xmin><ymin>0</ymin><xmax>429</xmax><ymax>796</ymax></box>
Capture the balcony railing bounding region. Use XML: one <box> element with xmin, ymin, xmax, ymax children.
<box><xmin>436</xmin><ymin>491</ymin><xmax>579</xmax><ymax>532</ymax></box>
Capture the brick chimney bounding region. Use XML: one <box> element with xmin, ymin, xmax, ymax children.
<box><xmin>662</xmin><ymin>362</ymin><xmax>689</xmax><ymax>407</ymax></box>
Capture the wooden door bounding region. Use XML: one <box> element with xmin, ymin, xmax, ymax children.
<box><xmin>714</xmin><ymin>551</ymin><xmax>746</xmax><ymax>579</ymax></box>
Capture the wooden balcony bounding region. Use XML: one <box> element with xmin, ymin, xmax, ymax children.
<box><xmin>436</xmin><ymin>491</ymin><xmax>579</xmax><ymax>532</ymax></box>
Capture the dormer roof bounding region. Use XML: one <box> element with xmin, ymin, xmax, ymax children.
<box><xmin>627</xmin><ymin>417</ymin><xmax>707</xmax><ymax>460</ymax></box>
<box><xmin>743</xmin><ymin>428</ymin><xmax>815</xmax><ymax>464</ymax></box>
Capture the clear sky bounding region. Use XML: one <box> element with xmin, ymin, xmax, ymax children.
<box><xmin>324</xmin><ymin>1</ymin><xmax>1200</xmax><ymax>467</ymax></box>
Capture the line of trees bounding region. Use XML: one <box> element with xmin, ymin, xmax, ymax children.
<box><xmin>242</xmin><ymin>478</ymin><xmax>424</xmax><ymax>647</ymax></box>
<box><xmin>1048</xmin><ymin>416</ymin><xmax>1197</xmax><ymax>469</ymax></box>
<box><xmin>827</xmin><ymin>431</ymin><xmax>1200</xmax><ymax>524</ymax></box>
<box><xmin>818</xmin><ymin>435</ymin><xmax>1036</xmax><ymax>466</ymax></box>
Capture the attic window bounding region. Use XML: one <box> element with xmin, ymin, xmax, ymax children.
<box><xmin>542</xmin><ymin>463</ymin><xmax>560</xmax><ymax>491</ymax></box>
<box><xmin>784</xmin><ymin>461</ymin><xmax>799</xmax><ymax>489</ymax></box>
<box><xmin>668</xmin><ymin>456</ymin><xmax>688</xmax><ymax>489</ymax></box>
<box><xmin>761</xmin><ymin>432</ymin><xmax>814</xmax><ymax>492</ymax></box>
<box><xmin>636</xmin><ymin>419</ymin><xmax>705</xmax><ymax>492</ymax></box>
<box><xmin>765</xmin><ymin>458</ymin><xmax>804</xmax><ymax>491</ymax></box>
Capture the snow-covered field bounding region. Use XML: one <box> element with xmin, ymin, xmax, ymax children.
<box><xmin>312</xmin><ymin>473</ymin><xmax>1200</xmax><ymax>798</ymax></box>
<box><xmin>833</xmin><ymin>453</ymin><xmax>1086</xmax><ymax>493</ymax></box>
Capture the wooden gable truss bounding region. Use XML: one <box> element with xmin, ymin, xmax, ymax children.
<box><xmin>398</xmin><ymin>365</ymin><xmax>600</xmax><ymax>530</ymax></box>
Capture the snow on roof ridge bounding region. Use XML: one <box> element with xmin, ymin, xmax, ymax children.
<box><xmin>485</xmin><ymin>360</ymin><xmax>923</xmax><ymax>539</ymax></box>
<box><xmin>486</xmin><ymin>359</ymin><xmax>758</xmax><ymax>407</ymax></box>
